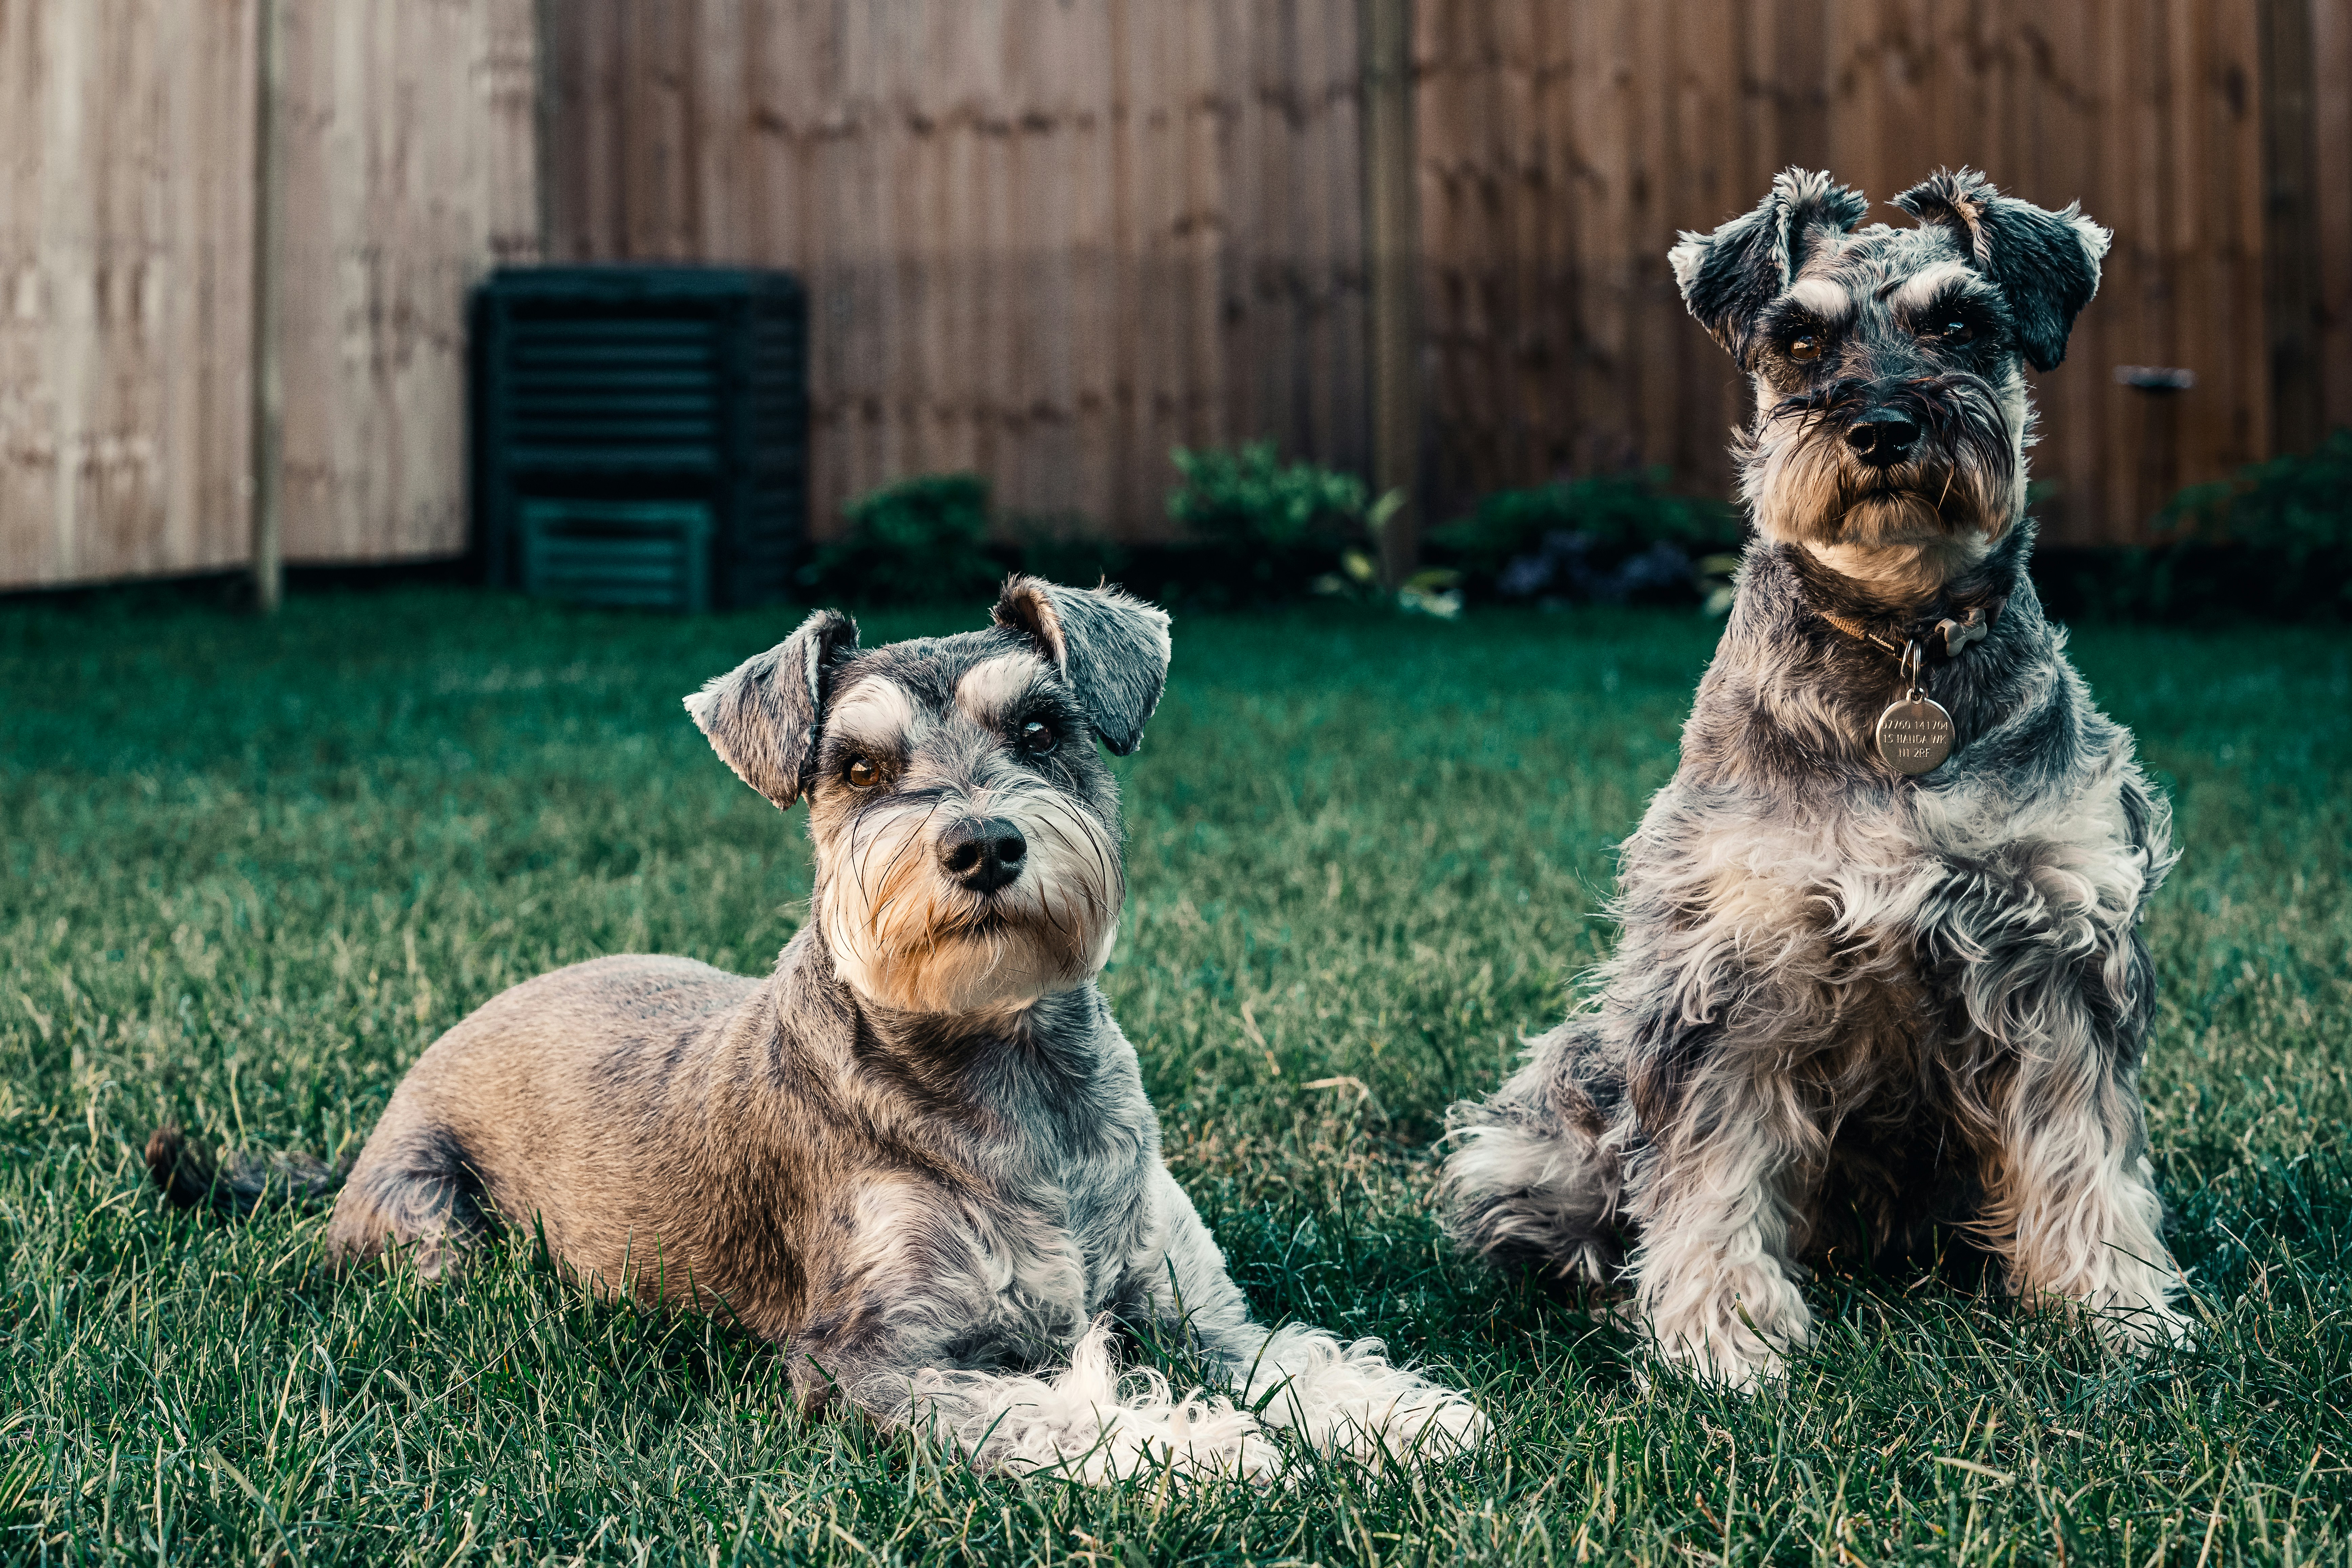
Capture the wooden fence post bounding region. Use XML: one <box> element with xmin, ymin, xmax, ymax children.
<box><xmin>2258</xmin><ymin>0</ymin><xmax>2322</xmax><ymax>459</ymax></box>
<box><xmin>249</xmin><ymin>0</ymin><xmax>286</xmax><ymax>613</ymax></box>
<box><xmin>1361</xmin><ymin>0</ymin><xmax>1419</xmax><ymax>586</ymax></box>
<box><xmin>534</xmin><ymin>0</ymin><xmax>559</xmax><ymax>260</ymax></box>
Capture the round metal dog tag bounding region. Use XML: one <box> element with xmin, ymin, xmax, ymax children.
<box><xmin>1874</xmin><ymin>697</ymin><xmax>1954</xmax><ymax>775</ymax></box>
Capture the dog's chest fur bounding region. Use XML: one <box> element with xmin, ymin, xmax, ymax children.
<box><xmin>1586</xmin><ymin>536</ymin><xmax>2169</xmax><ymax>1170</ymax></box>
<box><xmin>717</xmin><ymin>953</ymin><xmax>1166</xmax><ymax>1357</ymax></box>
<box><xmin>843</xmin><ymin>1005</ymin><xmax>1163</xmax><ymax>1347</ymax></box>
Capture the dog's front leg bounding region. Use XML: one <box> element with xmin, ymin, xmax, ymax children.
<box><xmin>1976</xmin><ymin>942</ymin><xmax>2189</xmax><ymax>1353</ymax></box>
<box><xmin>1623</xmin><ymin>1068</ymin><xmax>1812</xmax><ymax>1391</ymax></box>
<box><xmin>1136</xmin><ymin>1167</ymin><xmax>1487</xmax><ymax>1467</ymax></box>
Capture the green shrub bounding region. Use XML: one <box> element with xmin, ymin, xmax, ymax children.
<box><xmin>1429</xmin><ymin>470</ymin><xmax>1743</xmax><ymax>606</ymax></box>
<box><xmin>1166</xmin><ymin>440</ymin><xmax>1370</xmax><ymax>551</ymax></box>
<box><xmin>2041</xmin><ymin>431</ymin><xmax>2352</xmax><ymax>623</ymax></box>
<box><xmin>2162</xmin><ymin>427</ymin><xmax>2352</xmax><ymax>617</ymax></box>
<box><xmin>1160</xmin><ymin>441</ymin><xmax>1403</xmax><ymax>606</ymax></box>
<box><xmin>799</xmin><ymin>473</ymin><xmax>1003</xmax><ymax>606</ymax></box>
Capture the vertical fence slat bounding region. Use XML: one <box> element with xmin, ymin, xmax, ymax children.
<box><xmin>2315</xmin><ymin>0</ymin><xmax>2352</xmax><ymax>434</ymax></box>
<box><xmin>1362</xmin><ymin>0</ymin><xmax>1419</xmax><ymax>579</ymax></box>
<box><xmin>2259</xmin><ymin>0</ymin><xmax>2324</xmax><ymax>456</ymax></box>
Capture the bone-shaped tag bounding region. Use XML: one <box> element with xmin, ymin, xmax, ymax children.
<box><xmin>1938</xmin><ymin>607</ymin><xmax>1989</xmax><ymax>657</ymax></box>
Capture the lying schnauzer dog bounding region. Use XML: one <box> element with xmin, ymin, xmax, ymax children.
<box><xmin>1442</xmin><ymin>169</ymin><xmax>2188</xmax><ymax>1388</ymax></box>
<box><xmin>150</xmin><ymin>579</ymin><xmax>1482</xmax><ymax>1479</ymax></box>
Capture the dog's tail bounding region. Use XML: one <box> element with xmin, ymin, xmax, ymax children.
<box><xmin>145</xmin><ymin>1125</ymin><xmax>347</xmax><ymax>1215</ymax></box>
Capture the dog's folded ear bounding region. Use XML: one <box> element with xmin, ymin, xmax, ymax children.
<box><xmin>1669</xmin><ymin>168</ymin><xmax>1869</xmax><ymax>366</ymax></box>
<box><xmin>684</xmin><ymin>608</ymin><xmax>860</xmax><ymax>808</ymax></box>
<box><xmin>992</xmin><ymin>576</ymin><xmax>1172</xmax><ymax>756</ymax></box>
<box><xmin>1893</xmin><ymin>168</ymin><xmax>2109</xmax><ymax>372</ymax></box>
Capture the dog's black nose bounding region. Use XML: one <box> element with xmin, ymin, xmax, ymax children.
<box><xmin>938</xmin><ymin>817</ymin><xmax>1027</xmax><ymax>893</ymax></box>
<box><xmin>1844</xmin><ymin>412</ymin><xmax>1921</xmax><ymax>467</ymax></box>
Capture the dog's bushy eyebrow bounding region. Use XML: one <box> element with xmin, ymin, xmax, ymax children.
<box><xmin>1883</xmin><ymin>261</ymin><xmax>1998</xmax><ymax>314</ymax></box>
<box><xmin>823</xmin><ymin>676</ymin><xmax>922</xmax><ymax>755</ymax></box>
<box><xmin>1781</xmin><ymin>277</ymin><xmax>1855</xmax><ymax>322</ymax></box>
<box><xmin>952</xmin><ymin>651</ymin><xmax>1053</xmax><ymax>727</ymax></box>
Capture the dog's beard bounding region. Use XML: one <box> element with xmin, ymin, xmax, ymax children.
<box><xmin>817</xmin><ymin>786</ymin><xmax>1122</xmax><ymax>1016</ymax></box>
<box><xmin>1742</xmin><ymin>372</ymin><xmax>2025</xmax><ymax>594</ymax></box>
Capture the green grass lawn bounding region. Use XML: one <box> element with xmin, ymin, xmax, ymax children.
<box><xmin>2</xmin><ymin>586</ymin><xmax>2348</xmax><ymax>1565</ymax></box>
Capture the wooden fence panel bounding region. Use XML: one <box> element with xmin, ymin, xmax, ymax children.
<box><xmin>557</xmin><ymin>0</ymin><xmax>2313</xmax><ymax>550</ymax></box>
<box><xmin>544</xmin><ymin>0</ymin><xmax>1369</xmax><ymax>542</ymax></box>
<box><xmin>0</xmin><ymin>0</ymin><xmax>256</xmax><ymax>589</ymax></box>
<box><xmin>1414</xmin><ymin>0</ymin><xmax>2278</xmax><ymax>546</ymax></box>
<box><xmin>277</xmin><ymin>0</ymin><xmax>540</xmax><ymax>564</ymax></box>
<box><xmin>0</xmin><ymin>0</ymin><xmax>534</xmax><ymax>589</ymax></box>
<box><xmin>1413</xmin><ymin>0</ymin><xmax>1766</xmax><ymax>524</ymax></box>
<box><xmin>2</xmin><ymin>0</ymin><xmax>2336</xmax><ymax>587</ymax></box>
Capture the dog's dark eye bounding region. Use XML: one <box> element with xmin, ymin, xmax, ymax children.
<box><xmin>846</xmin><ymin>758</ymin><xmax>879</xmax><ymax>789</ymax></box>
<box><xmin>1788</xmin><ymin>335</ymin><xmax>1824</xmax><ymax>362</ymax></box>
<box><xmin>1018</xmin><ymin>720</ymin><xmax>1057</xmax><ymax>756</ymax></box>
<box><xmin>1927</xmin><ymin>317</ymin><xmax>1974</xmax><ymax>344</ymax></box>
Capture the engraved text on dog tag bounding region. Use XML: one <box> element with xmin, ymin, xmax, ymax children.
<box><xmin>1874</xmin><ymin>696</ymin><xmax>1954</xmax><ymax>775</ymax></box>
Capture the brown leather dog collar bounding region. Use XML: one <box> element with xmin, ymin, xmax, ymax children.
<box><xmin>1817</xmin><ymin>593</ymin><xmax>2007</xmax><ymax>662</ymax></box>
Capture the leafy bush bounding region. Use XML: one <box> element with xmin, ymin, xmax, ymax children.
<box><xmin>1166</xmin><ymin>441</ymin><xmax>1371</xmax><ymax>552</ymax></box>
<box><xmin>2039</xmin><ymin>430</ymin><xmax>2352</xmax><ymax>623</ymax></box>
<box><xmin>2162</xmin><ymin>427</ymin><xmax>2352</xmax><ymax>617</ymax></box>
<box><xmin>798</xmin><ymin>473</ymin><xmax>1004</xmax><ymax>606</ymax></box>
<box><xmin>1428</xmin><ymin>470</ymin><xmax>1743</xmax><ymax>608</ymax></box>
<box><xmin>1161</xmin><ymin>441</ymin><xmax>1404</xmax><ymax>607</ymax></box>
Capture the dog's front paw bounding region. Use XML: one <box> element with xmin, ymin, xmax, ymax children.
<box><xmin>898</xmin><ymin>1322</ymin><xmax>1284</xmax><ymax>1484</ymax></box>
<box><xmin>2064</xmin><ymin>1280</ymin><xmax>2194</xmax><ymax>1360</ymax></box>
<box><xmin>1243</xmin><ymin>1326</ymin><xmax>1487</xmax><ymax>1466</ymax></box>
<box><xmin>2011</xmin><ymin>1243</ymin><xmax>2193</xmax><ymax>1360</ymax></box>
<box><xmin>1643</xmin><ymin>1327</ymin><xmax>1784</xmax><ymax>1392</ymax></box>
<box><xmin>2100</xmin><ymin>1296</ymin><xmax>2195</xmax><ymax>1356</ymax></box>
<box><xmin>1639</xmin><ymin>1273</ymin><xmax>1811</xmax><ymax>1393</ymax></box>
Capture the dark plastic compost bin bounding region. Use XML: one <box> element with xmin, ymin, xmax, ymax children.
<box><xmin>472</xmin><ymin>266</ymin><xmax>806</xmax><ymax>611</ymax></box>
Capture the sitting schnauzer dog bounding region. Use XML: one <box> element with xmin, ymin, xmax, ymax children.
<box><xmin>1441</xmin><ymin>169</ymin><xmax>2188</xmax><ymax>1388</ymax></box>
<box><xmin>150</xmin><ymin>579</ymin><xmax>1481</xmax><ymax>1480</ymax></box>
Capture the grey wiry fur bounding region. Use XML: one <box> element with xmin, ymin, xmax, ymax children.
<box><xmin>158</xmin><ymin>578</ymin><xmax>1480</xmax><ymax>1482</ymax></box>
<box><xmin>1444</xmin><ymin>170</ymin><xmax>2188</xmax><ymax>1389</ymax></box>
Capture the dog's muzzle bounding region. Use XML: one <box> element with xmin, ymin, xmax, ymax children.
<box><xmin>938</xmin><ymin>816</ymin><xmax>1027</xmax><ymax>895</ymax></box>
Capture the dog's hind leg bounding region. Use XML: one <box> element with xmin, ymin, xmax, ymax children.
<box><xmin>1136</xmin><ymin>1167</ymin><xmax>1487</xmax><ymax>1469</ymax></box>
<box><xmin>326</xmin><ymin>1124</ymin><xmax>493</xmax><ymax>1280</ymax></box>
<box><xmin>1440</xmin><ymin>1017</ymin><xmax>1627</xmax><ymax>1284</ymax></box>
